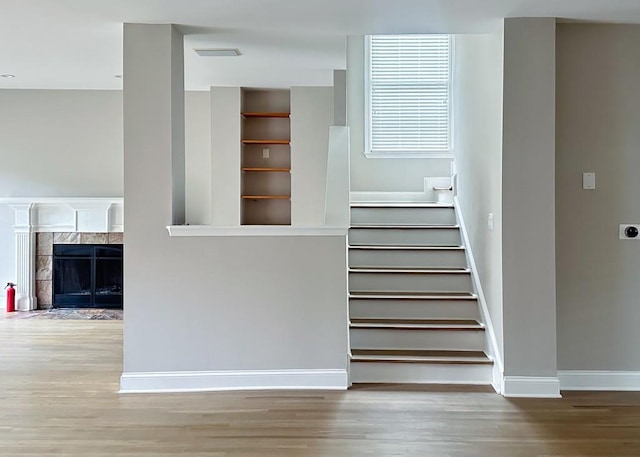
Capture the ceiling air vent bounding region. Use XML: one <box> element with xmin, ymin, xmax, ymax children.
<box><xmin>194</xmin><ymin>48</ymin><xmax>241</xmax><ymax>57</ymax></box>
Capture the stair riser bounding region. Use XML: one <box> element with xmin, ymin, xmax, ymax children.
<box><xmin>349</xmin><ymin>298</ymin><xmax>480</xmax><ymax>320</ymax></box>
<box><xmin>349</xmin><ymin>228</ymin><xmax>461</xmax><ymax>247</ymax></box>
<box><xmin>351</xmin><ymin>207</ymin><xmax>456</xmax><ymax>226</ymax></box>
<box><xmin>349</xmin><ymin>249</ymin><xmax>467</xmax><ymax>269</ymax></box>
<box><xmin>350</xmin><ymin>361</ymin><xmax>492</xmax><ymax>384</ymax></box>
<box><xmin>349</xmin><ymin>272</ymin><xmax>473</xmax><ymax>293</ymax></box>
<box><xmin>350</xmin><ymin>328</ymin><xmax>485</xmax><ymax>351</ymax></box>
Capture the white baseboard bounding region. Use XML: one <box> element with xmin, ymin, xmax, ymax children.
<box><xmin>558</xmin><ymin>370</ymin><xmax>640</xmax><ymax>391</ymax></box>
<box><xmin>453</xmin><ymin>196</ymin><xmax>504</xmax><ymax>394</ymax></box>
<box><xmin>120</xmin><ymin>369</ymin><xmax>349</xmax><ymax>393</ymax></box>
<box><xmin>502</xmin><ymin>376</ymin><xmax>561</xmax><ymax>398</ymax></box>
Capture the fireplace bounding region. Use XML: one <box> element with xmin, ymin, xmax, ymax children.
<box><xmin>4</xmin><ymin>198</ymin><xmax>124</xmax><ymax>311</ymax></box>
<box><xmin>53</xmin><ymin>244</ymin><xmax>123</xmax><ymax>309</ymax></box>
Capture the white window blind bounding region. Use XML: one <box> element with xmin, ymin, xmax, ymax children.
<box><xmin>367</xmin><ymin>34</ymin><xmax>452</xmax><ymax>155</ymax></box>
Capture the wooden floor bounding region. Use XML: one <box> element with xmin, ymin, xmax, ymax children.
<box><xmin>1</xmin><ymin>317</ymin><xmax>640</xmax><ymax>456</ymax></box>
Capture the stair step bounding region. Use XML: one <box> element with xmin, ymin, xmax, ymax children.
<box><xmin>349</xmin><ymin>291</ymin><xmax>477</xmax><ymax>300</ymax></box>
<box><xmin>349</xmin><ymin>226</ymin><xmax>461</xmax><ymax>247</ymax></box>
<box><xmin>350</xmin><ymin>324</ymin><xmax>485</xmax><ymax>351</ymax></box>
<box><xmin>349</xmin><ymin>245</ymin><xmax>464</xmax><ymax>250</ymax></box>
<box><xmin>349</xmin><ymin>268</ymin><xmax>470</xmax><ymax>273</ymax></box>
<box><xmin>350</xmin><ymin>318</ymin><xmax>484</xmax><ymax>330</ymax></box>
<box><xmin>349</xmin><ymin>247</ymin><xmax>467</xmax><ymax>269</ymax></box>
<box><xmin>351</xmin><ymin>204</ymin><xmax>457</xmax><ymax>226</ymax></box>
<box><xmin>350</xmin><ymin>224</ymin><xmax>459</xmax><ymax>229</ymax></box>
<box><xmin>349</xmin><ymin>293</ymin><xmax>480</xmax><ymax>321</ymax></box>
<box><xmin>349</xmin><ymin>270</ymin><xmax>473</xmax><ymax>294</ymax></box>
<box><xmin>351</xmin><ymin>349</ymin><xmax>492</xmax><ymax>365</ymax></box>
<box><xmin>350</xmin><ymin>202</ymin><xmax>454</xmax><ymax>208</ymax></box>
<box><xmin>349</xmin><ymin>361</ymin><xmax>493</xmax><ymax>384</ymax></box>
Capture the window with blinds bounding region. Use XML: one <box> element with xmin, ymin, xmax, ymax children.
<box><xmin>366</xmin><ymin>34</ymin><xmax>453</xmax><ymax>157</ymax></box>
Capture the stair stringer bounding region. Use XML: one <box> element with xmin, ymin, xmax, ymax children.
<box><xmin>453</xmin><ymin>195</ymin><xmax>504</xmax><ymax>394</ymax></box>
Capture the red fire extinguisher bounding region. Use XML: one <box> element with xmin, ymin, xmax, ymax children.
<box><xmin>5</xmin><ymin>282</ymin><xmax>16</xmax><ymax>313</ymax></box>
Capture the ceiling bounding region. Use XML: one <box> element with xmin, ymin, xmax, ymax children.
<box><xmin>1</xmin><ymin>0</ymin><xmax>640</xmax><ymax>91</ymax></box>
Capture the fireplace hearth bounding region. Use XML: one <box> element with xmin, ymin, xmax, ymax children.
<box><xmin>53</xmin><ymin>244</ymin><xmax>123</xmax><ymax>309</ymax></box>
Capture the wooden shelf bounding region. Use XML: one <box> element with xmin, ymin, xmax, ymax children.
<box><xmin>242</xmin><ymin>167</ymin><xmax>291</xmax><ymax>172</ymax></box>
<box><xmin>242</xmin><ymin>112</ymin><xmax>290</xmax><ymax>118</ymax></box>
<box><xmin>242</xmin><ymin>139</ymin><xmax>290</xmax><ymax>145</ymax></box>
<box><xmin>242</xmin><ymin>195</ymin><xmax>291</xmax><ymax>200</ymax></box>
<box><xmin>241</xmin><ymin>89</ymin><xmax>291</xmax><ymax>226</ymax></box>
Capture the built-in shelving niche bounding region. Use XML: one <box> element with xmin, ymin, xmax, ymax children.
<box><xmin>241</xmin><ymin>88</ymin><xmax>291</xmax><ymax>225</ymax></box>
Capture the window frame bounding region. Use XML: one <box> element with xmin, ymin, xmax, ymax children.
<box><xmin>364</xmin><ymin>34</ymin><xmax>455</xmax><ymax>159</ymax></box>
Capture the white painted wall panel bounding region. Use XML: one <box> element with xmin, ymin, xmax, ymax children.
<box><xmin>291</xmin><ymin>87</ymin><xmax>333</xmax><ymax>225</ymax></box>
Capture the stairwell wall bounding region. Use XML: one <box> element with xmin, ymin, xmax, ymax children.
<box><xmin>556</xmin><ymin>24</ymin><xmax>640</xmax><ymax>372</ymax></box>
<box><xmin>453</xmin><ymin>31</ymin><xmax>505</xmax><ymax>362</ymax></box>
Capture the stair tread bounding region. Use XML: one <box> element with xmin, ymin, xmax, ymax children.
<box><xmin>350</xmin><ymin>224</ymin><xmax>459</xmax><ymax>229</ymax></box>
<box><xmin>349</xmin><ymin>268</ymin><xmax>470</xmax><ymax>274</ymax></box>
<box><xmin>352</xmin><ymin>318</ymin><xmax>480</xmax><ymax>325</ymax></box>
<box><xmin>350</xmin><ymin>202</ymin><xmax>454</xmax><ymax>208</ymax></box>
<box><xmin>349</xmin><ymin>291</ymin><xmax>477</xmax><ymax>300</ymax></box>
<box><xmin>351</xmin><ymin>349</ymin><xmax>492</xmax><ymax>365</ymax></box>
<box><xmin>350</xmin><ymin>318</ymin><xmax>485</xmax><ymax>330</ymax></box>
<box><xmin>348</xmin><ymin>245</ymin><xmax>464</xmax><ymax>251</ymax></box>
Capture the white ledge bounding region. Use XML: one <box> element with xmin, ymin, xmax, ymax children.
<box><xmin>166</xmin><ymin>225</ymin><xmax>348</xmax><ymax>237</ymax></box>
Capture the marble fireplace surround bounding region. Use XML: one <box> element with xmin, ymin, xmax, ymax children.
<box><xmin>36</xmin><ymin>232</ymin><xmax>124</xmax><ymax>309</ymax></box>
<box><xmin>2</xmin><ymin>198</ymin><xmax>124</xmax><ymax>311</ymax></box>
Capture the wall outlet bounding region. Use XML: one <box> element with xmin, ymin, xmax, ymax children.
<box><xmin>619</xmin><ymin>224</ymin><xmax>640</xmax><ymax>240</ymax></box>
<box><xmin>262</xmin><ymin>148</ymin><xmax>269</xmax><ymax>159</ymax></box>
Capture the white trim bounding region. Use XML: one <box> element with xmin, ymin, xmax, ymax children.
<box><xmin>350</xmin><ymin>177</ymin><xmax>452</xmax><ymax>204</ymax></box>
<box><xmin>502</xmin><ymin>376</ymin><xmax>561</xmax><ymax>398</ymax></box>
<box><xmin>166</xmin><ymin>225</ymin><xmax>347</xmax><ymax>237</ymax></box>
<box><xmin>558</xmin><ymin>371</ymin><xmax>640</xmax><ymax>391</ymax></box>
<box><xmin>2</xmin><ymin>198</ymin><xmax>124</xmax><ymax>233</ymax></box>
<box><xmin>0</xmin><ymin>197</ymin><xmax>123</xmax><ymax>205</ymax></box>
<box><xmin>120</xmin><ymin>369</ymin><xmax>349</xmax><ymax>393</ymax></box>
<box><xmin>351</xmin><ymin>191</ymin><xmax>431</xmax><ymax>203</ymax></box>
<box><xmin>453</xmin><ymin>196</ymin><xmax>503</xmax><ymax>393</ymax></box>
<box><xmin>364</xmin><ymin>152</ymin><xmax>454</xmax><ymax>160</ymax></box>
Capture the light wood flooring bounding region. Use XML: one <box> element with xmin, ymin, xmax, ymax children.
<box><xmin>1</xmin><ymin>316</ymin><xmax>640</xmax><ymax>456</ymax></box>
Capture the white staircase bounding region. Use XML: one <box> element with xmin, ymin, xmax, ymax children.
<box><xmin>348</xmin><ymin>202</ymin><xmax>493</xmax><ymax>385</ymax></box>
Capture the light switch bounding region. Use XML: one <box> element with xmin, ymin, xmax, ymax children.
<box><xmin>488</xmin><ymin>213</ymin><xmax>494</xmax><ymax>231</ymax></box>
<box><xmin>583</xmin><ymin>172</ymin><xmax>596</xmax><ymax>190</ymax></box>
<box><xmin>262</xmin><ymin>148</ymin><xmax>269</xmax><ymax>159</ymax></box>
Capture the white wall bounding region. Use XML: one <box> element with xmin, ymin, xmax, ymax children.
<box><xmin>501</xmin><ymin>18</ymin><xmax>557</xmax><ymax>379</ymax></box>
<box><xmin>346</xmin><ymin>36</ymin><xmax>452</xmax><ymax>192</ymax></box>
<box><xmin>0</xmin><ymin>90</ymin><xmax>124</xmax><ymax>198</ymax></box>
<box><xmin>0</xmin><ymin>89</ymin><xmax>211</xmax><ymax>289</ymax></box>
<box><xmin>123</xmin><ymin>25</ymin><xmax>348</xmax><ymax>385</ymax></box>
<box><xmin>291</xmin><ymin>86</ymin><xmax>334</xmax><ymax>225</ymax></box>
<box><xmin>556</xmin><ymin>24</ymin><xmax>640</xmax><ymax>371</ymax></box>
<box><xmin>454</xmin><ymin>31</ymin><xmax>504</xmax><ymax>360</ymax></box>
<box><xmin>185</xmin><ymin>91</ymin><xmax>211</xmax><ymax>225</ymax></box>
<box><xmin>210</xmin><ymin>87</ymin><xmax>241</xmax><ymax>225</ymax></box>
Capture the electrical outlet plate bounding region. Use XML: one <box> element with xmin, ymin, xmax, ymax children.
<box><xmin>619</xmin><ymin>224</ymin><xmax>640</xmax><ymax>240</ymax></box>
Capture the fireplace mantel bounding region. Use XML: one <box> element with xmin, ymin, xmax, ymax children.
<box><xmin>1</xmin><ymin>198</ymin><xmax>123</xmax><ymax>311</ymax></box>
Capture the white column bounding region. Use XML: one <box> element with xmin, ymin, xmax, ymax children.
<box><xmin>502</xmin><ymin>18</ymin><xmax>558</xmax><ymax>396</ymax></box>
<box><xmin>10</xmin><ymin>204</ymin><xmax>37</xmax><ymax>311</ymax></box>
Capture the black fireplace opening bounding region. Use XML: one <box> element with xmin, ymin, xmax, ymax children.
<box><xmin>53</xmin><ymin>244</ymin><xmax>123</xmax><ymax>309</ymax></box>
